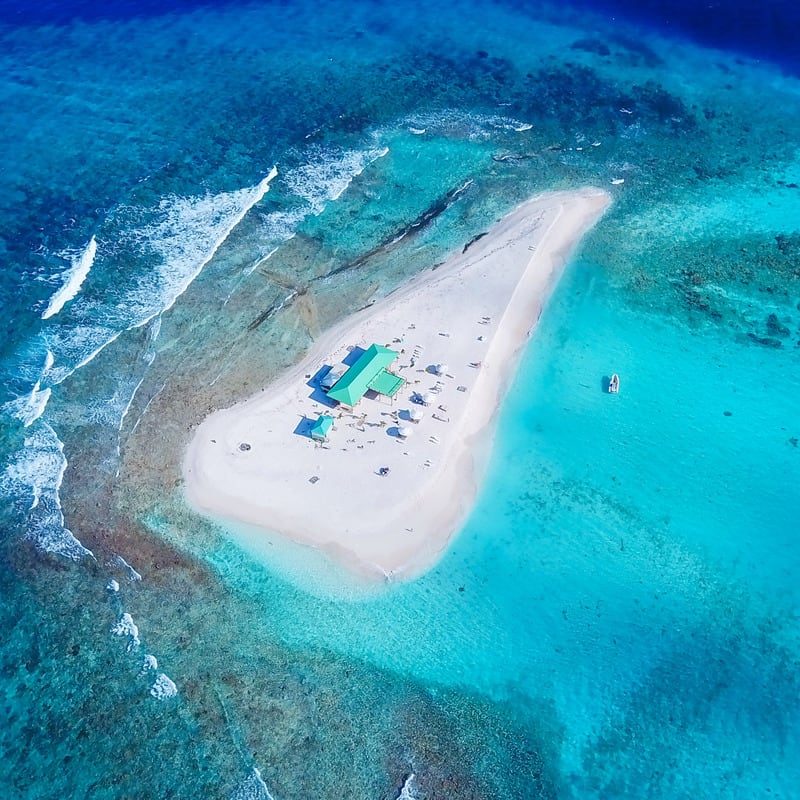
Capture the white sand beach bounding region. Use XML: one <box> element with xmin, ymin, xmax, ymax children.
<box><xmin>183</xmin><ymin>188</ymin><xmax>610</xmax><ymax>581</ymax></box>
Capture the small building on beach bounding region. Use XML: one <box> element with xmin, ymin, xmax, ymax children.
<box><xmin>309</xmin><ymin>415</ymin><xmax>334</xmax><ymax>442</ymax></box>
<box><xmin>325</xmin><ymin>343</ymin><xmax>405</xmax><ymax>407</ymax></box>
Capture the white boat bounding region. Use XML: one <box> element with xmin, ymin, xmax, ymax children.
<box><xmin>608</xmin><ymin>373</ymin><xmax>620</xmax><ymax>393</ymax></box>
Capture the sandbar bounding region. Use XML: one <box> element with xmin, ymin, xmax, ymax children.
<box><xmin>183</xmin><ymin>188</ymin><xmax>610</xmax><ymax>581</ymax></box>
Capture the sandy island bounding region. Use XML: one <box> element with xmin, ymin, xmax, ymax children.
<box><xmin>183</xmin><ymin>188</ymin><xmax>610</xmax><ymax>581</ymax></box>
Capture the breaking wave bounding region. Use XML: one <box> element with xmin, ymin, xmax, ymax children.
<box><xmin>395</xmin><ymin>773</ymin><xmax>418</xmax><ymax>800</ymax></box>
<box><xmin>111</xmin><ymin>612</ymin><xmax>141</xmax><ymax>651</ymax></box>
<box><xmin>401</xmin><ymin>109</ymin><xmax>534</xmax><ymax>139</ymax></box>
<box><xmin>42</xmin><ymin>235</ymin><xmax>97</xmax><ymax>320</ymax></box>
<box><xmin>282</xmin><ymin>143</ymin><xmax>388</xmax><ymax>214</ymax></box>
<box><xmin>107</xmin><ymin>554</ymin><xmax>143</xmax><ymax>582</ymax></box>
<box><xmin>150</xmin><ymin>672</ymin><xmax>178</xmax><ymax>700</ymax></box>
<box><xmin>1</xmin><ymin>349</ymin><xmax>54</xmax><ymax>427</ymax></box>
<box><xmin>24</xmin><ymin>143</ymin><xmax>391</xmax><ymax>404</ymax></box>
<box><xmin>230</xmin><ymin>768</ymin><xmax>275</xmax><ymax>800</ymax></box>
<box><xmin>39</xmin><ymin>167</ymin><xmax>278</xmax><ymax>389</ymax></box>
<box><xmin>0</xmin><ymin>420</ymin><xmax>93</xmax><ymax>560</ymax></box>
<box><xmin>247</xmin><ymin>142</ymin><xmax>391</xmax><ymax>268</ymax></box>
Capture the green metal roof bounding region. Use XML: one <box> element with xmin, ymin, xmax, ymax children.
<box><xmin>369</xmin><ymin>369</ymin><xmax>405</xmax><ymax>397</ymax></box>
<box><xmin>309</xmin><ymin>415</ymin><xmax>334</xmax><ymax>440</ymax></box>
<box><xmin>326</xmin><ymin>344</ymin><xmax>401</xmax><ymax>406</ymax></box>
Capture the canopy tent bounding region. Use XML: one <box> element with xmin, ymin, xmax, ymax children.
<box><xmin>369</xmin><ymin>369</ymin><xmax>405</xmax><ymax>397</ymax></box>
<box><xmin>409</xmin><ymin>408</ymin><xmax>424</xmax><ymax>422</ymax></box>
<box><xmin>309</xmin><ymin>415</ymin><xmax>334</xmax><ymax>442</ymax></box>
<box><xmin>397</xmin><ymin>426</ymin><xmax>413</xmax><ymax>439</ymax></box>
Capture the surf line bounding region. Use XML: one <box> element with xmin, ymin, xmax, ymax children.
<box><xmin>42</xmin><ymin>236</ymin><xmax>98</xmax><ymax>320</ymax></box>
<box><xmin>43</xmin><ymin>167</ymin><xmax>279</xmax><ymax>390</ymax></box>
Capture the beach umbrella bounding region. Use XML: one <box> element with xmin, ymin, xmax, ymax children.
<box><xmin>398</xmin><ymin>426</ymin><xmax>413</xmax><ymax>438</ymax></box>
<box><xmin>409</xmin><ymin>408</ymin><xmax>424</xmax><ymax>422</ymax></box>
<box><xmin>422</xmin><ymin>392</ymin><xmax>435</xmax><ymax>406</ymax></box>
<box><xmin>435</xmin><ymin>363</ymin><xmax>448</xmax><ymax>376</ymax></box>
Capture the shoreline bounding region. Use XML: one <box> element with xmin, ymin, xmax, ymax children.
<box><xmin>183</xmin><ymin>188</ymin><xmax>611</xmax><ymax>581</ymax></box>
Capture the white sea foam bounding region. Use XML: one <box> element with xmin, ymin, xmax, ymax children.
<box><xmin>106</xmin><ymin>578</ymin><xmax>120</xmax><ymax>593</ymax></box>
<box><xmin>125</xmin><ymin>380</ymin><xmax>166</xmax><ymax>439</ymax></box>
<box><xmin>108</xmin><ymin>553</ymin><xmax>143</xmax><ymax>582</ymax></box>
<box><xmin>401</xmin><ymin>110</ymin><xmax>533</xmax><ymax>139</ymax></box>
<box><xmin>111</xmin><ymin>612</ymin><xmax>141</xmax><ymax>651</ymax></box>
<box><xmin>32</xmin><ymin>151</ymin><xmax>381</xmax><ymax>402</ymax></box>
<box><xmin>257</xmin><ymin>207</ymin><xmax>306</xmax><ymax>244</ymax></box>
<box><xmin>42</xmin><ymin>236</ymin><xmax>97</xmax><ymax>320</ymax></box>
<box><xmin>1</xmin><ymin>349</ymin><xmax>55</xmax><ymax>427</ymax></box>
<box><xmin>0</xmin><ymin>420</ymin><xmax>93</xmax><ymax>560</ymax></box>
<box><xmin>268</xmin><ymin>290</ymin><xmax>298</xmax><ymax>321</ymax></box>
<box><xmin>146</xmin><ymin>314</ymin><xmax>161</xmax><ymax>353</ymax></box>
<box><xmin>42</xmin><ymin>324</ymin><xmax>123</xmax><ymax>386</ymax></box>
<box><xmin>139</xmin><ymin>167</ymin><xmax>278</xmax><ymax>324</ymax></box>
<box><xmin>243</xmin><ymin>144</ymin><xmax>390</xmax><ymax>273</ymax></box>
<box><xmin>40</xmin><ymin>169</ymin><xmax>278</xmax><ymax>390</ymax></box>
<box><xmin>395</xmin><ymin>773</ymin><xmax>417</xmax><ymax>800</ymax></box>
<box><xmin>283</xmin><ymin>145</ymin><xmax>388</xmax><ymax>215</ymax></box>
<box><xmin>26</xmin><ymin>387</ymin><xmax>51</xmax><ymax>425</ymax></box>
<box><xmin>116</xmin><ymin>377</ymin><xmax>146</xmax><ymax>432</ymax></box>
<box><xmin>242</xmin><ymin>246</ymin><xmax>280</xmax><ymax>279</ymax></box>
<box><xmin>230</xmin><ymin>768</ymin><xmax>275</xmax><ymax>800</ymax></box>
<box><xmin>150</xmin><ymin>672</ymin><xmax>178</xmax><ymax>700</ymax></box>
<box><xmin>486</xmin><ymin>115</ymin><xmax>533</xmax><ymax>132</ymax></box>
<box><xmin>78</xmin><ymin>374</ymin><xmax>145</xmax><ymax>430</ymax></box>
<box><xmin>70</xmin><ymin>318</ymin><xmax>160</xmax><ymax>436</ymax></box>
<box><xmin>140</xmin><ymin>653</ymin><xmax>158</xmax><ymax>673</ymax></box>
<box><xmin>148</xmin><ymin>312</ymin><xmax>162</xmax><ymax>337</ymax></box>
<box><xmin>2</xmin><ymin>386</ymin><xmax>51</xmax><ymax>427</ymax></box>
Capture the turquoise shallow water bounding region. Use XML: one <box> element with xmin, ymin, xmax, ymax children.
<box><xmin>1</xmin><ymin>1</ymin><xmax>799</xmax><ymax>798</ymax></box>
<box><xmin>206</xmin><ymin>257</ymin><xmax>800</xmax><ymax>797</ymax></box>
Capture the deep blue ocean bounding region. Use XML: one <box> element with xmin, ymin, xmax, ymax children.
<box><xmin>1</xmin><ymin>1</ymin><xmax>798</xmax><ymax>798</ymax></box>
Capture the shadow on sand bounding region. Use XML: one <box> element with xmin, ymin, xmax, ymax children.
<box><xmin>293</xmin><ymin>415</ymin><xmax>315</xmax><ymax>439</ymax></box>
<box><xmin>306</xmin><ymin>366</ymin><xmax>341</xmax><ymax>407</ymax></box>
